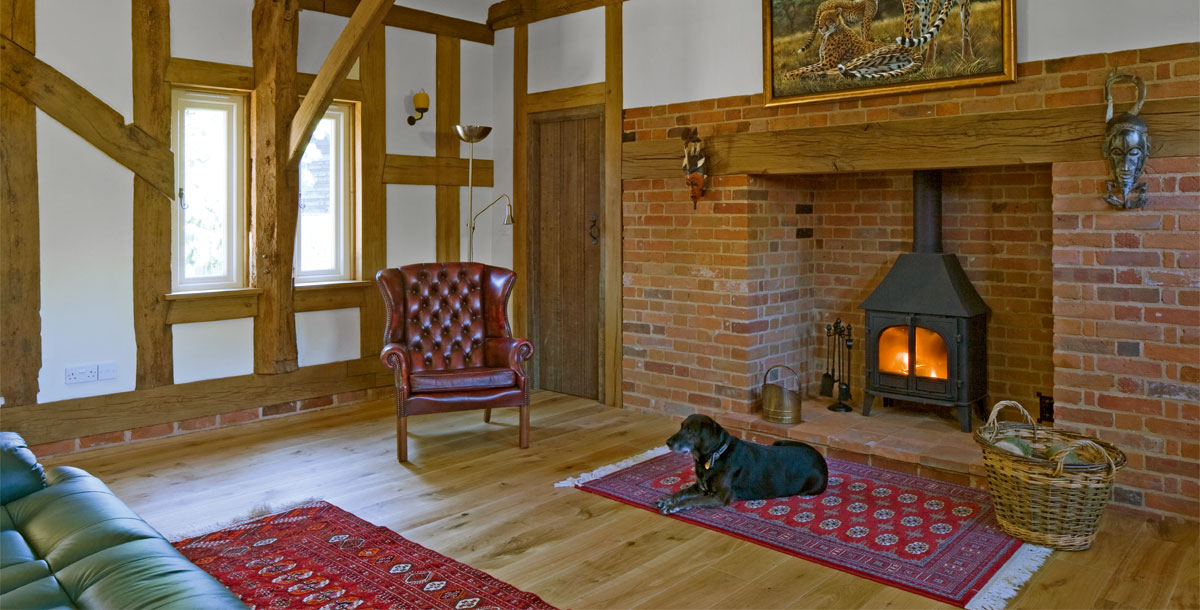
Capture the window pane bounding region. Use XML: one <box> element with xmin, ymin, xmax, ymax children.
<box><xmin>181</xmin><ymin>107</ymin><xmax>229</xmax><ymax>279</ymax></box>
<box><xmin>298</xmin><ymin>116</ymin><xmax>338</xmax><ymax>274</ymax></box>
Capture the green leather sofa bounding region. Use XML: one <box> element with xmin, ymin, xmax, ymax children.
<box><xmin>1</xmin><ymin>432</ymin><xmax>246</xmax><ymax>609</ymax></box>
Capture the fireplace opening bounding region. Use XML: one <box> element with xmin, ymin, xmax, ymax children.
<box><xmin>859</xmin><ymin>169</ymin><xmax>990</xmax><ymax>432</ymax></box>
<box><xmin>878</xmin><ymin>326</ymin><xmax>948</xmax><ymax>380</ymax></box>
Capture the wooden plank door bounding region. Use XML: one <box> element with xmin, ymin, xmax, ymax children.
<box><xmin>527</xmin><ymin>106</ymin><xmax>604</xmax><ymax>399</ymax></box>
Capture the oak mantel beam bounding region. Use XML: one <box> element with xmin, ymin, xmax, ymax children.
<box><xmin>288</xmin><ymin>0</ymin><xmax>390</xmax><ymax>169</ymax></box>
<box><xmin>622</xmin><ymin>97</ymin><xmax>1200</xmax><ymax>179</ymax></box>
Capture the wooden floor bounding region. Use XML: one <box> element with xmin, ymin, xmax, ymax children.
<box><xmin>45</xmin><ymin>392</ymin><xmax>1198</xmax><ymax>610</ymax></box>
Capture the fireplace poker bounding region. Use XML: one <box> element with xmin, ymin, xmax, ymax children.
<box><xmin>839</xmin><ymin>328</ymin><xmax>853</xmax><ymax>403</ymax></box>
<box><xmin>819</xmin><ymin>323</ymin><xmax>835</xmax><ymax>397</ymax></box>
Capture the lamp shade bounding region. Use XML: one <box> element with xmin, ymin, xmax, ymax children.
<box><xmin>455</xmin><ymin>125</ymin><xmax>492</xmax><ymax>143</ymax></box>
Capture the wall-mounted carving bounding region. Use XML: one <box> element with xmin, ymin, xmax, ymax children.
<box><xmin>1103</xmin><ymin>73</ymin><xmax>1150</xmax><ymax>210</ymax></box>
<box><xmin>681</xmin><ymin>128</ymin><xmax>707</xmax><ymax>207</ymax></box>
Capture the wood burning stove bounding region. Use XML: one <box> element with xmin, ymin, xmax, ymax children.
<box><xmin>859</xmin><ymin>170</ymin><xmax>989</xmax><ymax>432</ymax></box>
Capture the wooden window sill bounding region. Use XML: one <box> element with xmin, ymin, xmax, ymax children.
<box><xmin>166</xmin><ymin>288</ymin><xmax>260</xmax><ymax>324</ymax></box>
<box><xmin>295</xmin><ymin>280</ymin><xmax>374</xmax><ymax>312</ymax></box>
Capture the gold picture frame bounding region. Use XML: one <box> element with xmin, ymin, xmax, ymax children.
<box><xmin>763</xmin><ymin>0</ymin><xmax>1015</xmax><ymax>107</ymax></box>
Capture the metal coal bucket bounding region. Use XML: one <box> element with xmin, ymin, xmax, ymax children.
<box><xmin>761</xmin><ymin>365</ymin><xmax>802</xmax><ymax>424</ymax></box>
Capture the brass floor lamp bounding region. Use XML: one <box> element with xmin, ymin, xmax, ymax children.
<box><xmin>456</xmin><ymin>125</ymin><xmax>513</xmax><ymax>262</ymax></box>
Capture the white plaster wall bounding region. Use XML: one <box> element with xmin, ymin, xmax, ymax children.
<box><xmin>621</xmin><ymin>0</ymin><xmax>1200</xmax><ymax>109</ymax></box>
<box><xmin>170</xmin><ymin>0</ymin><xmax>253</xmax><ymax>67</ymax></box>
<box><xmin>36</xmin><ymin>114</ymin><xmax>137</xmax><ymax>402</ymax></box>
<box><xmin>299</xmin><ymin>11</ymin><xmax>351</xmax><ymax>77</ymax></box>
<box><xmin>623</xmin><ymin>0</ymin><xmax>761</xmax><ymax>109</ymax></box>
<box><xmin>386</xmin><ymin>185</ymin><xmax>438</xmax><ymax>266</ymax></box>
<box><xmin>528</xmin><ymin>7</ymin><xmax>606</xmax><ymax>93</ymax></box>
<box><xmin>296</xmin><ymin>309</ymin><xmax>361</xmax><ymax>367</ymax></box>
<box><xmin>36</xmin><ymin>0</ymin><xmax>132</xmax><ymax>121</ymax></box>
<box><xmin>172</xmin><ymin>319</ymin><xmax>254</xmax><ymax>383</ymax></box>
<box><xmin>489</xmin><ymin>28</ymin><xmax>516</xmax><ymax>271</ymax></box>
<box><xmin>386</xmin><ymin>28</ymin><xmax>438</xmax><ymax>157</ymax></box>
<box><xmin>1018</xmin><ymin>0</ymin><xmax>1200</xmax><ymax>62</ymax></box>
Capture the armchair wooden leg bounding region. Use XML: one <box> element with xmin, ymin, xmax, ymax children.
<box><xmin>519</xmin><ymin>404</ymin><xmax>529</xmax><ymax>449</ymax></box>
<box><xmin>483</xmin><ymin>408</ymin><xmax>492</xmax><ymax>423</ymax></box>
<box><xmin>397</xmin><ymin>415</ymin><xmax>408</xmax><ymax>462</ymax></box>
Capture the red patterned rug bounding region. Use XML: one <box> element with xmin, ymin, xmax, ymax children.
<box><xmin>174</xmin><ymin>501</ymin><xmax>556</xmax><ymax>610</ymax></box>
<box><xmin>560</xmin><ymin>449</ymin><xmax>1050</xmax><ymax>610</ymax></box>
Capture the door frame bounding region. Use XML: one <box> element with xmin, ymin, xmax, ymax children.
<box><xmin>524</xmin><ymin>104</ymin><xmax>606</xmax><ymax>397</ymax></box>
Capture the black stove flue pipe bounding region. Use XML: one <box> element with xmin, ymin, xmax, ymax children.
<box><xmin>913</xmin><ymin>170</ymin><xmax>943</xmax><ymax>254</ymax></box>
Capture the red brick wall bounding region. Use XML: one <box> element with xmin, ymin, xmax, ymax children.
<box><xmin>1052</xmin><ymin>157</ymin><xmax>1200</xmax><ymax>520</ymax></box>
<box><xmin>622</xmin><ymin>176</ymin><xmax>812</xmax><ymax>417</ymax></box>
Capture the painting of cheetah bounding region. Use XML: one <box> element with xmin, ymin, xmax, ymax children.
<box><xmin>764</xmin><ymin>0</ymin><xmax>1014</xmax><ymax>105</ymax></box>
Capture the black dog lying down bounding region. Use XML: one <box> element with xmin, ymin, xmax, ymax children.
<box><xmin>656</xmin><ymin>414</ymin><xmax>828</xmax><ymax>514</ymax></box>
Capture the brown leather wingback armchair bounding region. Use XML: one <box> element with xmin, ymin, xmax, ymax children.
<box><xmin>376</xmin><ymin>263</ymin><xmax>534</xmax><ymax>462</ymax></box>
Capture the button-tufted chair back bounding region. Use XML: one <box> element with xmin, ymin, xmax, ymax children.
<box><xmin>378</xmin><ymin>262</ymin><xmax>515</xmax><ymax>372</ymax></box>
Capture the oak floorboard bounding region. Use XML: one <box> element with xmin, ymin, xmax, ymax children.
<box><xmin>43</xmin><ymin>391</ymin><xmax>1199</xmax><ymax>610</ymax></box>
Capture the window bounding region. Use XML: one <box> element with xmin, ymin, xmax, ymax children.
<box><xmin>171</xmin><ymin>89</ymin><xmax>247</xmax><ymax>291</ymax></box>
<box><xmin>296</xmin><ymin>103</ymin><xmax>354</xmax><ymax>283</ymax></box>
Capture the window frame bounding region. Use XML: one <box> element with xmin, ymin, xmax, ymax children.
<box><xmin>294</xmin><ymin>102</ymin><xmax>356</xmax><ymax>285</ymax></box>
<box><xmin>169</xmin><ymin>88</ymin><xmax>249</xmax><ymax>292</ymax></box>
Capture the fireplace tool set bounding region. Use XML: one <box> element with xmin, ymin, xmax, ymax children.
<box><xmin>821</xmin><ymin>319</ymin><xmax>854</xmax><ymax>412</ymax></box>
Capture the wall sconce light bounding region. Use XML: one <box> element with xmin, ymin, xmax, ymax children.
<box><xmin>407</xmin><ymin>89</ymin><xmax>430</xmax><ymax>125</ymax></box>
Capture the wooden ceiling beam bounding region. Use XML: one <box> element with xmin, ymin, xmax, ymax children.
<box><xmin>288</xmin><ymin>0</ymin><xmax>391</xmax><ymax>169</ymax></box>
<box><xmin>299</xmin><ymin>0</ymin><xmax>494</xmax><ymax>46</ymax></box>
<box><xmin>622</xmin><ymin>97</ymin><xmax>1200</xmax><ymax>179</ymax></box>
<box><xmin>487</xmin><ymin>0</ymin><xmax>625</xmax><ymax>31</ymax></box>
<box><xmin>0</xmin><ymin>36</ymin><xmax>174</xmax><ymax>197</ymax></box>
<box><xmin>165</xmin><ymin>58</ymin><xmax>364</xmax><ymax>101</ymax></box>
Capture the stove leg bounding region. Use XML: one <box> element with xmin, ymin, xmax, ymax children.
<box><xmin>862</xmin><ymin>392</ymin><xmax>875</xmax><ymax>417</ymax></box>
<box><xmin>956</xmin><ymin>405</ymin><xmax>971</xmax><ymax>433</ymax></box>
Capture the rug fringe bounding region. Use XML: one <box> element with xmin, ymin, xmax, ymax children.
<box><xmin>160</xmin><ymin>497</ymin><xmax>325</xmax><ymax>542</ymax></box>
<box><xmin>554</xmin><ymin>446</ymin><xmax>671</xmax><ymax>488</ymax></box>
<box><xmin>965</xmin><ymin>543</ymin><xmax>1053</xmax><ymax>610</ymax></box>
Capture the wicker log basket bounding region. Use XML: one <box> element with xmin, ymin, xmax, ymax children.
<box><xmin>974</xmin><ymin>401</ymin><xmax>1126</xmax><ymax>551</ymax></box>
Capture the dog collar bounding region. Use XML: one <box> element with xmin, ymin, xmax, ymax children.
<box><xmin>704</xmin><ymin>439</ymin><xmax>732</xmax><ymax>471</ymax></box>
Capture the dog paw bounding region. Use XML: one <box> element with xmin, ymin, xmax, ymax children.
<box><xmin>655</xmin><ymin>497</ymin><xmax>672</xmax><ymax>511</ymax></box>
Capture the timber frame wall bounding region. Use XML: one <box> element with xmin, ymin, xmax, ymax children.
<box><xmin>0</xmin><ymin>0</ymin><xmax>501</xmax><ymax>446</ymax></box>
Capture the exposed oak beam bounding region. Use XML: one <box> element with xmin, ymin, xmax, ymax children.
<box><xmin>434</xmin><ymin>35</ymin><xmax>461</xmax><ymax>262</ymax></box>
<box><xmin>165</xmin><ymin>58</ymin><xmax>364</xmax><ymax>101</ymax></box>
<box><xmin>358</xmin><ymin>28</ymin><xmax>386</xmax><ymax>358</ymax></box>
<box><xmin>288</xmin><ymin>0</ymin><xmax>391</xmax><ymax>169</ymax></box>
<box><xmin>300</xmin><ymin>0</ymin><xmax>494</xmax><ymax>45</ymax></box>
<box><xmin>383</xmin><ymin>154</ymin><xmax>494</xmax><ymax>187</ymax></box>
<box><xmin>1</xmin><ymin>357</ymin><xmax>388</xmax><ymax>445</ymax></box>
<box><xmin>526</xmin><ymin>82</ymin><xmax>605</xmax><ymax>114</ymax></box>
<box><xmin>0</xmin><ymin>0</ymin><xmax>38</xmax><ymax>407</ymax></box>
<box><xmin>251</xmin><ymin>0</ymin><xmax>300</xmax><ymax>374</ymax></box>
<box><xmin>488</xmin><ymin>0</ymin><xmax>626</xmax><ymax>30</ymax></box>
<box><xmin>511</xmin><ymin>24</ymin><xmax>528</xmax><ymax>339</ymax></box>
<box><xmin>0</xmin><ymin>36</ymin><xmax>174</xmax><ymax>198</ymax></box>
<box><xmin>622</xmin><ymin>97</ymin><xmax>1200</xmax><ymax>179</ymax></box>
<box><xmin>602</xmin><ymin>2</ymin><xmax>621</xmax><ymax>407</ymax></box>
<box><xmin>132</xmin><ymin>0</ymin><xmax>173</xmax><ymax>389</ymax></box>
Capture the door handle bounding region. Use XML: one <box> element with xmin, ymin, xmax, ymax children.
<box><xmin>588</xmin><ymin>215</ymin><xmax>599</xmax><ymax>244</ymax></box>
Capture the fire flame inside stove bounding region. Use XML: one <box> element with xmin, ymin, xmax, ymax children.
<box><xmin>878</xmin><ymin>326</ymin><xmax>948</xmax><ymax>380</ymax></box>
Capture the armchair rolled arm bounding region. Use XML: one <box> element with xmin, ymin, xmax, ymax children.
<box><xmin>380</xmin><ymin>342</ymin><xmax>410</xmax><ymax>378</ymax></box>
<box><xmin>484</xmin><ymin>337</ymin><xmax>534</xmax><ymax>372</ymax></box>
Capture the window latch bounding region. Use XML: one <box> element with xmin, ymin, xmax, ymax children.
<box><xmin>178</xmin><ymin>187</ymin><xmax>187</xmax><ymax>210</ymax></box>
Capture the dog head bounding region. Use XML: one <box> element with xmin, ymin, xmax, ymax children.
<box><xmin>666</xmin><ymin>414</ymin><xmax>730</xmax><ymax>460</ymax></box>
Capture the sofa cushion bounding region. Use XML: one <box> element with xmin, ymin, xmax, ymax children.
<box><xmin>1</xmin><ymin>432</ymin><xmax>46</xmax><ymax>504</ymax></box>
<box><xmin>58</xmin><ymin>538</ymin><xmax>241</xmax><ymax>610</ymax></box>
<box><xmin>0</xmin><ymin>559</ymin><xmax>52</xmax><ymax>594</ymax></box>
<box><xmin>0</xmin><ymin>575</ymin><xmax>74</xmax><ymax>610</ymax></box>
<box><xmin>410</xmin><ymin>367</ymin><xmax>517</xmax><ymax>393</ymax></box>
